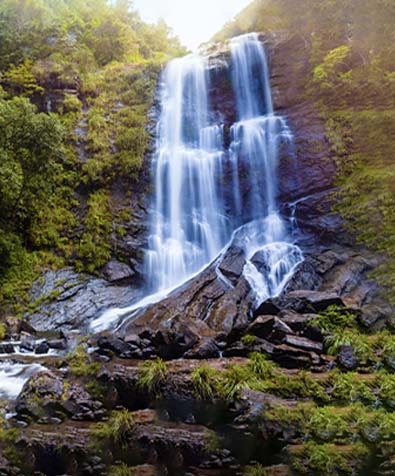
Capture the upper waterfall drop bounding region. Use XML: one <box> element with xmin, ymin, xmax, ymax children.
<box><xmin>231</xmin><ymin>33</ymin><xmax>274</xmax><ymax>120</ymax></box>
<box><xmin>145</xmin><ymin>54</ymin><xmax>229</xmax><ymax>292</ymax></box>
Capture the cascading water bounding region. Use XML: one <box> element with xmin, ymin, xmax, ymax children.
<box><xmin>228</xmin><ymin>33</ymin><xmax>303</xmax><ymax>303</ymax></box>
<box><xmin>90</xmin><ymin>32</ymin><xmax>303</xmax><ymax>332</ymax></box>
<box><xmin>145</xmin><ymin>55</ymin><xmax>229</xmax><ymax>292</ymax></box>
<box><xmin>146</xmin><ymin>33</ymin><xmax>302</xmax><ymax>297</ymax></box>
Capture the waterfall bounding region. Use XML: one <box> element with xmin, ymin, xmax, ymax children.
<box><xmin>145</xmin><ymin>55</ymin><xmax>229</xmax><ymax>292</ymax></box>
<box><xmin>90</xmin><ymin>32</ymin><xmax>303</xmax><ymax>332</ymax></box>
<box><xmin>146</xmin><ymin>32</ymin><xmax>302</xmax><ymax>299</ymax></box>
<box><xmin>228</xmin><ymin>33</ymin><xmax>303</xmax><ymax>303</ymax></box>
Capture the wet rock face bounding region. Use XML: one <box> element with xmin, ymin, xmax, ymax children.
<box><xmin>114</xmin><ymin>243</ymin><xmax>253</xmax><ymax>344</ymax></box>
<box><xmin>27</xmin><ymin>268</ymin><xmax>142</xmax><ymax>332</ymax></box>
<box><xmin>87</xmin><ymin>227</ymin><xmax>387</xmax><ymax>370</ymax></box>
<box><xmin>24</xmin><ymin>31</ymin><xmax>392</xmax><ymax>340</ymax></box>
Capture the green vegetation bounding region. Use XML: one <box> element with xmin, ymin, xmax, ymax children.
<box><xmin>267</xmin><ymin>400</ymin><xmax>395</xmax><ymax>474</ymax></box>
<box><xmin>290</xmin><ymin>442</ymin><xmax>369</xmax><ymax>475</ymax></box>
<box><xmin>0</xmin><ymin>0</ymin><xmax>185</xmax><ymax>315</ymax></box>
<box><xmin>187</xmin><ymin>347</ymin><xmax>395</xmax><ymax>474</ymax></box>
<box><xmin>241</xmin><ymin>334</ymin><xmax>259</xmax><ymax>347</ymax></box>
<box><xmin>310</xmin><ymin>307</ymin><xmax>356</xmax><ymax>334</ymax></box>
<box><xmin>137</xmin><ymin>357</ymin><xmax>168</xmax><ymax>395</ymax></box>
<box><xmin>191</xmin><ymin>365</ymin><xmax>221</xmax><ymax>400</ymax></box>
<box><xmin>68</xmin><ymin>345</ymin><xmax>101</xmax><ymax>378</ymax></box>
<box><xmin>67</xmin><ymin>344</ymin><xmax>104</xmax><ymax>398</ymax></box>
<box><xmin>243</xmin><ymin>465</ymin><xmax>267</xmax><ymax>476</ymax></box>
<box><xmin>93</xmin><ymin>409</ymin><xmax>135</xmax><ymax>449</ymax></box>
<box><xmin>0</xmin><ymin>417</ymin><xmax>20</xmax><ymax>466</ymax></box>
<box><xmin>108</xmin><ymin>464</ymin><xmax>134</xmax><ymax>476</ymax></box>
<box><xmin>325</xmin><ymin>329</ymin><xmax>375</xmax><ymax>364</ymax></box>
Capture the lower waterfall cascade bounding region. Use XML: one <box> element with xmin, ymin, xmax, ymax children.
<box><xmin>91</xmin><ymin>32</ymin><xmax>303</xmax><ymax>332</ymax></box>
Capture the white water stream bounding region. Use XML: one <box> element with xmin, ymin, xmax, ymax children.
<box><xmin>0</xmin><ymin>362</ymin><xmax>46</xmax><ymax>399</ymax></box>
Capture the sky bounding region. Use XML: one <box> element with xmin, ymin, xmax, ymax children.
<box><xmin>133</xmin><ymin>0</ymin><xmax>252</xmax><ymax>51</ymax></box>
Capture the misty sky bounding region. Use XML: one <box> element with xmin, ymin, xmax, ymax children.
<box><xmin>133</xmin><ymin>0</ymin><xmax>251</xmax><ymax>51</ymax></box>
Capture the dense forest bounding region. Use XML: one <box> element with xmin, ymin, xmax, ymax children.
<box><xmin>0</xmin><ymin>0</ymin><xmax>185</xmax><ymax>315</ymax></box>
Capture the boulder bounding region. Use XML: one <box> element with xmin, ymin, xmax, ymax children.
<box><xmin>4</xmin><ymin>316</ymin><xmax>36</xmax><ymax>336</ymax></box>
<box><xmin>247</xmin><ymin>316</ymin><xmax>294</xmax><ymax>343</ymax></box>
<box><xmin>97</xmin><ymin>336</ymin><xmax>131</xmax><ymax>358</ymax></box>
<box><xmin>338</xmin><ymin>345</ymin><xmax>360</xmax><ymax>370</ymax></box>
<box><xmin>278</xmin><ymin>310</ymin><xmax>316</xmax><ymax>332</ymax></box>
<box><xmin>218</xmin><ymin>245</ymin><xmax>246</xmax><ymax>285</ymax></box>
<box><xmin>125</xmin><ymin>333</ymin><xmax>142</xmax><ymax>346</ymax></box>
<box><xmin>253</xmin><ymin>300</ymin><xmax>281</xmax><ymax>318</ymax></box>
<box><xmin>311</xmin><ymin>250</ymin><xmax>345</xmax><ymax>275</ymax></box>
<box><xmin>273</xmin><ymin>290</ymin><xmax>345</xmax><ymax>313</ymax></box>
<box><xmin>285</xmin><ymin>258</ymin><xmax>322</xmax><ymax>292</ymax></box>
<box><xmin>102</xmin><ymin>260</ymin><xmax>135</xmax><ymax>283</ymax></box>
<box><xmin>234</xmin><ymin>389</ymin><xmax>295</xmax><ymax>425</ymax></box>
<box><xmin>16</xmin><ymin>370</ymin><xmax>106</xmax><ymax>423</ymax></box>
<box><xmin>16</xmin><ymin>371</ymin><xmax>65</xmax><ymax>421</ymax></box>
<box><xmin>184</xmin><ymin>338</ymin><xmax>220</xmax><ymax>359</ymax></box>
<box><xmin>273</xmin><ymin>344</ymin><xmax>321</xmax><ymax>369</ymax></box>
<box><xmin>47</xmin><ymin>338</ymin><xmax>68</xmax><ymax>350</ymax></box>
<box><xmin>302</xmin><ymin>324</ymin><xmax>324</xmax><ymax>343</ymax></box>
<box><xmin>61</xmin><ymin>381</ymin><xmax>105</xmax><ymax>421</ymax></box>
<box><xmin>35</xmin><ymin>341</ymin><xmax>50</xmax><ymax>355</ymax></box>
<box><xmin>20</xmin><ymin>332</ymin><xmax>36</xmax><ymax>352</ymax></box>
<box><xmin>0</xmin><ymin>343</ymin><xmax>15</xmax><ymax>354</ymax></box>
<box><xmin>153</xmin><ymin>316</ymin><xmax>216</xmax><ymax>359</ymax></box>
<box><xmin>251</xmin><ymin>251</ymin><xmax>270</xmax><ymax>274</ymax></box>
<box><xmin>223</xmin><ymin>338</ymin><xmax>275</xmax><ymax>358</ymax></box>
<box><xmin>283</xmin><ymin>335</ymin><xmax>323</xmax><ymax>353</ymax></box>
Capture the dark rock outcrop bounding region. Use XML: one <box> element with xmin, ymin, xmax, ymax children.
<box><xmin>101</xmin><ymin>260</ymin><xmax>136</xmax><ymax>283</ymax></box>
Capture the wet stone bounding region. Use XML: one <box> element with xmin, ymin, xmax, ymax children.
<box><xmin>0</xmin><ymin>343</ymin><xmax>15</xmax><ymax>354</ymax></box>
<box><xmin>35</xmin><ymin>341</ymin><xmax>50</xmax><ymax>355</ymax></box>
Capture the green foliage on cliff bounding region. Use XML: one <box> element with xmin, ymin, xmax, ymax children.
<box><xmin>0</xmin><ymin>0</ymin><xmax>185</xmax><ymax>314</ymax></box>
<box><xmin>189</xmin><ymin>348</ymin><xmax>395</xmax><ymax>474</ymax></box>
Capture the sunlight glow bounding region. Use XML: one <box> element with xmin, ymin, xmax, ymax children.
<box><xmin>133</xmin><ymin>0</ymin><xmax>251</xmax><ymax>51</ymax></box>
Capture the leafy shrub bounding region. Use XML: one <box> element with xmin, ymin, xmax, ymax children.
<box><xmin>310</xmin><ymin>308</ymin><xmax>356</xmax><ymax>334</ymax></box>
<box><xmin>325</xmin><ymin>330</ymin><xmax>375</xmax><ymax>364</ymax></box>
